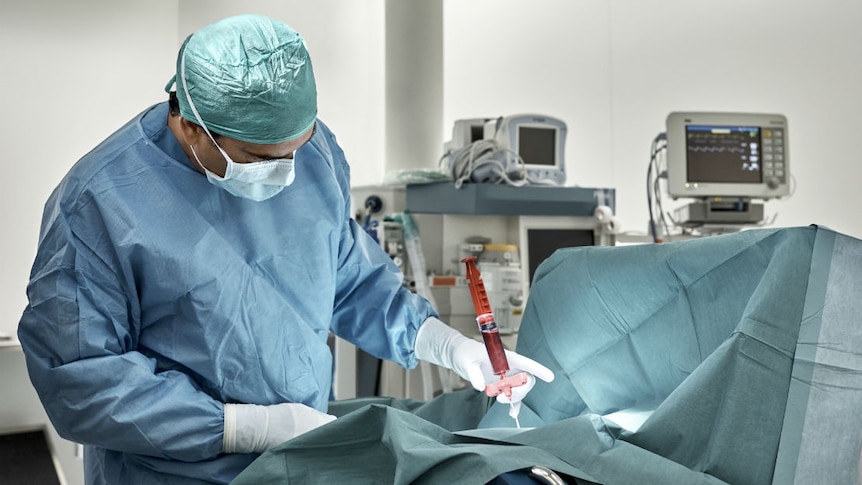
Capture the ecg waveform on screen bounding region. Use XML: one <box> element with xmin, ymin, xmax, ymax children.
<box><xmin>688</xmin><ymin>146</ymin><xmax>747</xmax><ymax>154</ymax></box>
<box><xmin>687</xmin><ymin>129</ymin><xmax>754</xmax><ymax>156</ymax></box>
<box><xmin>685</xmin><ymin>126</ymin><xmax>762</xmax><ymax>184</ymax></box>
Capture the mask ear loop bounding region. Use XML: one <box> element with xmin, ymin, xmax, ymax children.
<box><xmin>180</xmin><ymin>45</ymin><xmax>236</xmax><ymax>178</ymax></box>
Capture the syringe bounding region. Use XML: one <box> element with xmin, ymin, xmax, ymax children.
<box><xmin>461</xmin><ymin>256</ymin><xmax>528</xmax><ymax>400</ymax></box>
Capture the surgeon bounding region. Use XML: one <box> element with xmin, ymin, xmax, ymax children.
<box><xmin>17</xmin><ymin>14</ymin><xmax>553</xmax><ymax>485</ymax></box>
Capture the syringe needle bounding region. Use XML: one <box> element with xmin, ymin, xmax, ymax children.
<box><xmin>509</xmin><ymin>401</ymin><xmax>521</xmax><ymax>429</ymax></box>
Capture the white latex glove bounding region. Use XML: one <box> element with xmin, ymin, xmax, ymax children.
<box><xmin>414</xmin><ymin>317</ymin><xmax>554</xmax><ymax>404</ymax></box>
<box><xmin>222</xmin><ymin>402</ymin><xmax>336</xmax><ymax>454</ymax></box>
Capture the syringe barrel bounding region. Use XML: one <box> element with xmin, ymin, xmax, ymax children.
<box><xmin>463</xmin><ymin>256</ymin><xmax>510</xmax><ymax>378</ymax></box>
<box><xmin>481</xmin><ymin>326</ymin><xmax>509</xmax><ymax>377</ymax></box>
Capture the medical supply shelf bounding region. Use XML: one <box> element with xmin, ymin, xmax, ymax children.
<box><xmin>405</xmin><ymin>182</ymin><xmax>615</xmax><ymax>216</ymax></box>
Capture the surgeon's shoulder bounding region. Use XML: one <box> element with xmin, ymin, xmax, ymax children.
<box><xmin>52</xmin><ymin>114</ymin><xmax>150</xmax><ymax>213</ymax></box>
<box><xmin>309</xmin><ymin>119</ymin><xmax>351</xmax><ymax>180</ymax></box>
<box><xmin>310</xmin><ymin>120</ymin><xmax>348</xmax><ymax>159</ymax></box>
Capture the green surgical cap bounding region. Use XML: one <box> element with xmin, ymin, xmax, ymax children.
<box><xmin>168</xmin><ymin>14</ymin><xmax>317</xmax><ymax>144</ymax></box>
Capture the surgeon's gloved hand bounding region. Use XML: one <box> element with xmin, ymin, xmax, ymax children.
<box><xmin>222</xmin><ymin>402</ymin><xmax>336</xmax><ymax>454</ymax></box>
<box><xmin>414</xmin><ymin>317</ymin><xmax>554</xmax><ymax>404</ymax></box>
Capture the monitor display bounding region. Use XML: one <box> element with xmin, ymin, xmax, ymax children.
<box><xmin>518</xmin><ymin>126</ymin><xmax>557</xmax><ymax>167</ymax></box>
<box><xmin>492</xmin><ymin>114</ymin><xmax>567</xmax><ymax>185</ymax></box>
<box><xmin>685</xmin><ymin>125</ymin><xmax>763</xmax><ymax>184</ymax></box>
<box><xmin>469</xmin><ymin>124</ymin><xmax>485</xmax><ymax>144</ymax></box>
<box><xmin>525</xmin><ymin>228</ymin><xmax>595</xmax><ymax>287</ymax></box>
<box><xmin>666</xmin><ymin>112</ymin><xmax>789</xmax><ymax>200</ymax></box>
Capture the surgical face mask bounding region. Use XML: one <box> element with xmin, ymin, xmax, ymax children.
<box><xmin>181</xmin><ymin>50</ymin><xmax>295</xmax><ymax>201</ymax></box>
<box><xmin>189</xmin><ymin>143</ymin><xmax>295</xmax><ymax>201</ymax></box>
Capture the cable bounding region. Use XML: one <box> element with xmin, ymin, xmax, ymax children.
<box><xmin>441</xmin><ymin>139</ymin><xmax>559</xmax><ymax>189</ymax></box>
<box><xmin>647</xmin><ymin>155</ymin><xmax>656</xmax><ymax>241</ymax></box>
<box><xmin>443</xmin><ymin>140</ymin><xmax>523</xmax><ymax>188</ymax></box>
<box><xmin>646</xmin><ymin>133</ymin><xmax>667</xmax><ymax>243</ymax></box>
<box><xmin>654</xmin><ymin>151</ymin><xmax>671</xmax><ymax>241</ymax></box>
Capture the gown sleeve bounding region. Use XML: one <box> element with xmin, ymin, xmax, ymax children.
<box><xmin>18</xmin><ymin>199</ymin><xmax>225</xmax><ymax>462</ymax></box>
<box><xmin>318</xmin><ymin>124</ymin><xmax>437</xmax><ymax>369</ymax></box>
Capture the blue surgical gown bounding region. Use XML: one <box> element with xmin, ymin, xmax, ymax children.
<box><xmin>17</xmin><ymin>102</ymin><xmax>436</xmax><ymax>484</ymax></box>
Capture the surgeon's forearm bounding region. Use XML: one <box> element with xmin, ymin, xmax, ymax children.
<box><xmin>26</xmin><ymin>352</ymin><xmax>224</xmax><ymax>462</ymax></box>
<box><xmin>330</xmin><ymin>219</ymin><xmax>435</xmax><ymax>368</ymax></box>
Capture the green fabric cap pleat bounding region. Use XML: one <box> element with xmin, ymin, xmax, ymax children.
<box><xmin>169</xmin><ymin>14</ymin><xmax>317</xmax><ymax>144</ymax></box>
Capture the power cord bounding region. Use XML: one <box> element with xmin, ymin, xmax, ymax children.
<box><xmin>647</xmin><ymin>132</ymin><xmax>668</xmax><ymax>243</ymax></box>
<box><xmin>441</xmin><ymin>139</ymin><xmax>526</xmax><ymax>188</ymax></box>
<box><xmin>441</xmin><ymin>140</ymin><xmax>563</xmax><ymax>189</ymax></box>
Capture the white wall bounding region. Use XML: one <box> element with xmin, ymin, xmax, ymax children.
<box><xmin>0</xmin><ymin>0</ymin><xmax>179</xmax><ymax>338</ymax></box>
<box><xmin>444</xmin><ymin>0</ymin><xmax>862</xmax><ymax>239</ymax></box>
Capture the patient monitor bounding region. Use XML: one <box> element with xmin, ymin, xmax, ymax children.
<box><xmin>443</xmin><ymin>114</ymin><xmax>567</xmax><ymax>186</ymax></box>
<box><xmin>665</xmin><ymin>112</ymin><xmax>790</xmax><ymax>225</ymax></box>
<box><xmin>666</xmin><ymin>112</ymin><xmax>789</xmax><ymax>199</ymax></box>
<box><xmin>486</xmin><ymin>114</ymin><xmax>567</xmax><ymax>185</ymax></box>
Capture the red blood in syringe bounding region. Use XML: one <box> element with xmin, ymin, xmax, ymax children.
<box><xmin>462</xmin><ymin>256</ymin><xmax>528</xmax><ymax>397</ymax></box>
<box><xmin>475</xmin><ymin>311</ymin><xmax>509</xmax><ymax>378</ymax></box>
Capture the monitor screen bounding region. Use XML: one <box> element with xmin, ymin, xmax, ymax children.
<box><xmin>526</xmin><ymin>228</ymin><xmax>595</xmax><ymax>287</ymax></box>
<box><xmin>685</xmin><ymin>125</ymin><xmax>763</xmax><ymax>184</ymax></box>
<box><xmin>666</xmin><ymin>112</ymin><xmax>789</xmax><ymax>200</ymax></box>
<box><xmin>469</xmin><ymin>124</ymin><xmax>485</xmax><ymax>144</ymax></box>
<box><xmin>518</xmin><ymin>126</ymin><xmax>557</xmax><ymax>166</ymax></box>
<box><xmin>492</xmin><ymin>114</ymin><xmax>567</xmax><ymax>185</ymax></box>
